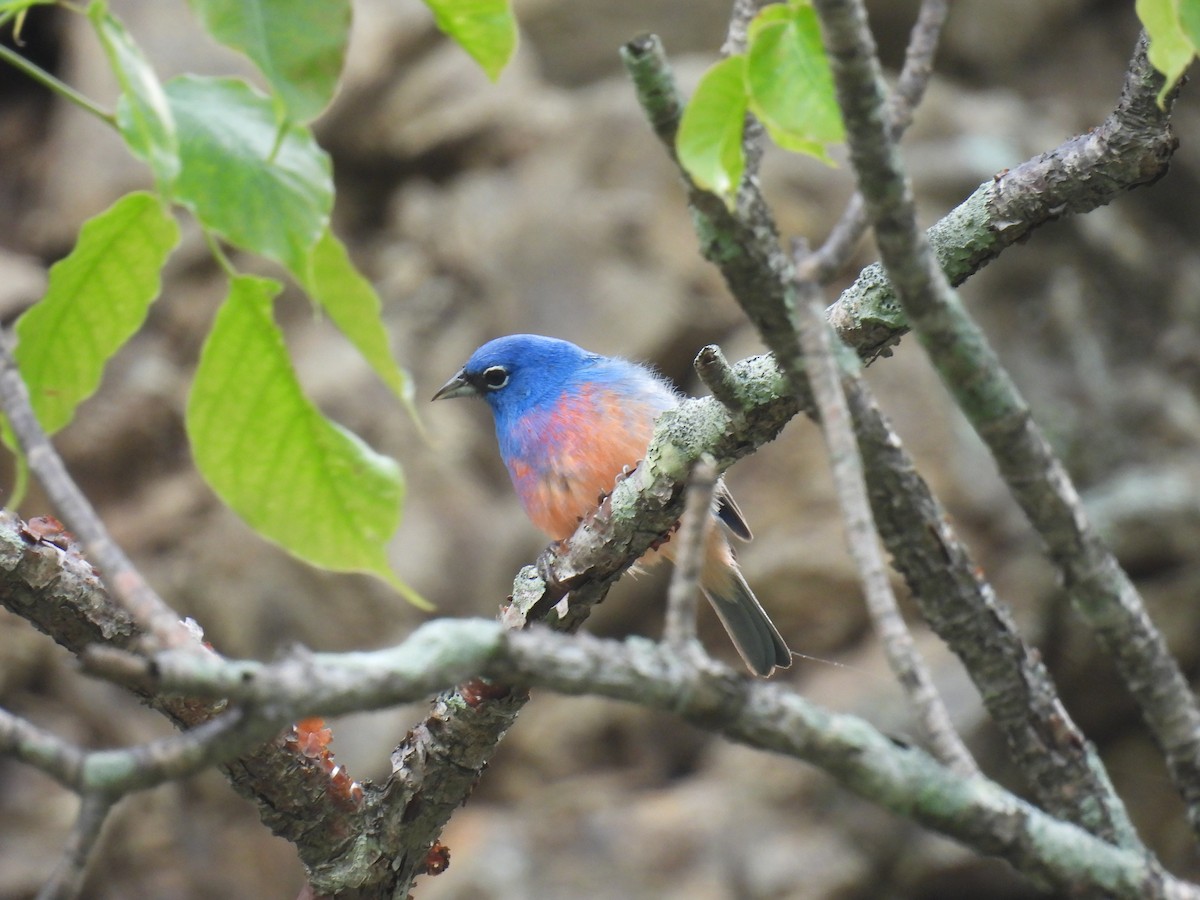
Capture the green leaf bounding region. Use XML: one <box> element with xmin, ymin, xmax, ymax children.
<box><xmin>745</xmin><ymin>1</ymin><xmax>843</xmax><ymax>162</ymax></box>
<box><xmin>299</xmin><ymin>229</ymin><xmax>422</xmax><ymax>428</ymax></box>
<box><xmin>676</xmin><ymin>54</ymin><xmax>749</xmax><ymax>205</ymax></box>
<box><xmin>165</xmin><ymin>75</ymin><xmax>332</xmax><ymax>272</ymax></box>
<box><xmin>14</xmin><ymin>192</ymin><xmax>179</xmax><ymax>434</ymax></box>
<box><xmin>184</xmin><ymin>0</ymin><xmax>350</xmax><ymax>122</ymax></box>
<box><xmin>423</xmin><ymin>0</ymin><xmax>517</xmax><ymax>81</ymax></box>
<box><xmin>1138</xmin><ymin>0</ymin><xmax>1197</xmax><ymax>105</ymax></box>
<box><xmin>88</xmin><ymin>1</ymin><xmax>179</xmax><ymax>190</ymax></box>
<box><xmin>187</xmin><ymin>275</ymin><xmax>423</xmax><ymax>601</ymax></box>
<box><xmin>1181</xmin><ymin>0</ymin><xmax>1200</xmax><ymax>41</ymax></box>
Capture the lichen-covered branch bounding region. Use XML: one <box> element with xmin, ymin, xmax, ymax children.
<box><xmin>621</xmin><ymin>29</ymin><xmax>1140</xmax><ymax>848</ymax></box>
<box><xmin>803</xmin><ymin>0</ymin><xmax>951</xmax><ymax>283</ymax></box>
<box><xmin>813</xmin><ymin>0</ymin><xmax>1200</xmax><ymax>838</ymax></box>
<box><xmin>91</xmin><ymin>624</ymin><xmax>1195</xmax><ymax>900</ymax></box>
<box><xmin>0</xmin><ymin>510</ymin><xmax>370</xmax><ymax>882</ymax></box>
<box><xmin>826</xmin><ymin>34</ymin><xmax>1177</xmax><ymax>358</ymax></box>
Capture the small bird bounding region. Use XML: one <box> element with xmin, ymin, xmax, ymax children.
<box><xmin>433</xmin><ymin>334</ymin><xmax>792</xmax><ymax>677</ymax></box>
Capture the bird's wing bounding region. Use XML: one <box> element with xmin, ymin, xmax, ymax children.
<box><xmin>716</xmin><ymin>483</ymin><xmax>753</xmax><ymax>542</ymax></box>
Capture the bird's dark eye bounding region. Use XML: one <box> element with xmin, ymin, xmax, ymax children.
<box><xmin>482</xmin><ymin>366</ymin><xmax>509</xmax><ymax>390</ymax></box>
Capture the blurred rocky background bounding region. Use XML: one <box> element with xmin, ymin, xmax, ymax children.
<box><xmin>2</xmin><ymin>0</ymin><xmax>1199</xmax><ymax>897</ymax></box>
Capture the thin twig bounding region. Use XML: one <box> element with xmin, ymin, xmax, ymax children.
<box><xmin>36</xmin><ymin>793</ymin><xmax>116</xmax><ymax>900</ymax></box>
<box><xmin>0</xmin><ymin>42</ymin><xmax>116</xmax><ymax>127</ymax></box>
<box><xmin>663</xmin><ymin>455</ymin><xmax>719</xmax><ymax>658</ymax></box>
<box><xmin>0</xmin><ymin>335</ymin><xmax>191</xmax><ymax>650</ymax></box>
<box><xmin>794</xmin><ymin>288</ymin><xmax>977</xmax><ymax>775</ymax></box>
<box><xmin>802</xmin><ymin>0</ymin><xmax>950</xmax><ymax>284</ymax></box>
<box><xmin>720</xmin><ymin>0</ymin><xmax>767</xmax><ymax>56</ymax></box>
<box><xmin>812</xmin><ymin>0</ymin><xmax>1200</xmax><ymax>837</ymax></box>
<box><xmin>694</xmin><ymin>344</ymin><xmax>746</xmax><ymax>413</ymax></box>
<box><xmin>0</xmin><ymin>706</ymin><xmax>85</xmax><ymax>787</ymax></box>
<box><xmin>1</xmin><ymin>701</ymin><xmax>277</xmax><ymax>795</ymax></box>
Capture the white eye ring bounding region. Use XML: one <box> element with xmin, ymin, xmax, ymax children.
<box><xmin>482</xmin><ymin>366</ymin><xmax>509</xmax><ymax>390</ymax></box>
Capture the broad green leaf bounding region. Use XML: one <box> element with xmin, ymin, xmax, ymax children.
<box><xmin>88</xmin><ymin>1</ymin><xmax>180</xmax><ymax>190</ymax></box>
<box><xmin>676</xmin><ymin>54</ymin><xmax>749</xmax><ymax>205</ymax></box>
<box><xmin>300</xmin><ymin>229</ymin><xmax>422</xmax><ymax>427</ymax></box>
<box><xmin>423</xmin><ymin>0</ymin><xmax>517</xmax><ymax>81</ymax></box>
<box><xmin>187</xmin><ymin>275</ymin><xmax>423</xmax><ymax>602</ymax></box>
<box><xmin>1138</xmin><ymin>0</ymin><xmax>1196</xmax><ymax>105</ymax></box>
<box><xmin>14</xmin><ymin>192</ymin><xmax>179</xmax><ymax>434</ymax></box>
<box><xmin>746</xmin><ymin>1</ymin><xmax>843</xmax><ymax>162</ymax></box>
<box><xmin>165</xmin><ymin>75</ymin><xmax>332</xmax><ymax>272</ymax></box>
<box><xmin>185</xmin><ymin>0</ymin><xmax>350</xmax><ymax>122</ymax></box>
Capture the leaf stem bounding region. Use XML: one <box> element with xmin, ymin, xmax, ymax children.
<box><xmin>0</xmin><ymin>41</ymin><xmax>116</xmax><ymax>126</ymax></box>
<box><xmin>202</xmin><ymin>229</ymin><xmax>237</xmax><ymax>278</ymax></box>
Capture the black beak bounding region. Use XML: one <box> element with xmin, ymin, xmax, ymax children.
<box><xmin>431</xmin><ymin>368</ymin><xmax>477</xmax><ymax>401</ymax></box>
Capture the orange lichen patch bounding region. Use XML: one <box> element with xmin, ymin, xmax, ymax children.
<box><xmin>20</xmin><ymin>515</ymin><xmax>73</xmax><ymax>548</ymax></box>
<box><xmin>283</xmin><ymin>717</ymin><xmax>364</xmax><ymax>810</ymax></box>
<box><xmin>460</xmin><ymin>677</ymin><xmax>512</xmax><ymax>707</ymax></box>
<box><xmin>287</xmin><ymin>717</ymin><xmax>333</xmax><ymax>758</ymax></box>
<box><xmin>419</xmin><ymin>841</ymin><xmax>451</xmax><ymax>876</ymax></box>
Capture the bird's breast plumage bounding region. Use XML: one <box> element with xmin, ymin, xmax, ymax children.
<box><xmin>496</xmin><ymin>372</ymin><xmax>674</xmax><ymax>540</ymax></box>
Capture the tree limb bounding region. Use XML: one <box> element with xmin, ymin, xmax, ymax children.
<box><xmin>86</xmin><ymin>622</ymin><xmax>1195</xmax><ymax>900</ymax></box>
<box><xmin>621</xmin><ymin>30</ymin><xmax>1142</xmax><ymax>848</ymax></box>
<box><xmin>813</xmin><ymin>0</ymin><xmax>1200</xmax><ymax>838</ymax></box>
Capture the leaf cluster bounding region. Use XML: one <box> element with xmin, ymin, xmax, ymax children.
<box><xmin>0</xmin><ymin>0</ymin><xmax>515</xmax><ymax>596</ymax></box>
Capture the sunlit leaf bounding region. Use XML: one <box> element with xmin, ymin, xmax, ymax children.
<box><xmin>299</xmin><ymin>229</ymin><xmax>422</xmax><ymax>428</ymax></box>
<box><xmin>745</xmin><ymin>1</ymin><xmax>843</xmax><ymax>162</ymax></box>
<box><xmin>676</xmin><ymin>54</ymin><xmax>748</xmax><ymax>205</ymax></box>
<box><xmin>187</xmin><ymin>275</ymin><xmax>424</xmax><ymax>602</ymax></box>
<box><xmin>166</xmin><ymin>75</ymin><xmax>332</xmax><ymax>272</ymax></box>
<box><xmin>14</xmin><ymin>192</ymin><xmax>179</xmax><ymax>434</ymax></box>
<box><xmin>422</xmin><ymin>0</ymin><xmax>517</xmax><ymax>81</ymax></box>
<box><xmin>1138</xmin><ymin>0</ymin><xmax>1197</xmax><ymax>105</ymax></box>
<box><xmin>185</xmin><ymin>0</ymin><xmax>350</xmax><ymax>122</ymax></box>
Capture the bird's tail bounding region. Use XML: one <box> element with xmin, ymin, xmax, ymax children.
<box><xmin>701</xmin><ymin>556</ymin><xmax>792</xmax><ymax>678</ymax></box>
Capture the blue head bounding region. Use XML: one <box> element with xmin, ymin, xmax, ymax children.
<box><xmin>432</xmin><ymin>334</ymin><xmax>598</xmax><ymax>423</ymax></box>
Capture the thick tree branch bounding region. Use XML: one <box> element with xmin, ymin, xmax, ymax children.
<box><xmin>89</xmin><ymin>624</ymin><xmax>1195</xmax><ymax>900</ymax></box>
<box><xmin>813</xmin><ymin>0</ymin><xmax>1200</xmax><ymax>837</ymax></box>
<box><xmin>621</xmin><ymin>31</ymin><xmax>1140</xmax><ymax>848</ymax></box>
<box><xmin>0</xmin><ymin>510</ymin><xmax>370</xmax><ymax>883</ymax></box>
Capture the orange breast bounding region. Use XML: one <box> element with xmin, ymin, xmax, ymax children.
<box><xmin>507</xmin><ymin>384</ymin><xmax>661</xmax><ymax>540</ymax></box>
